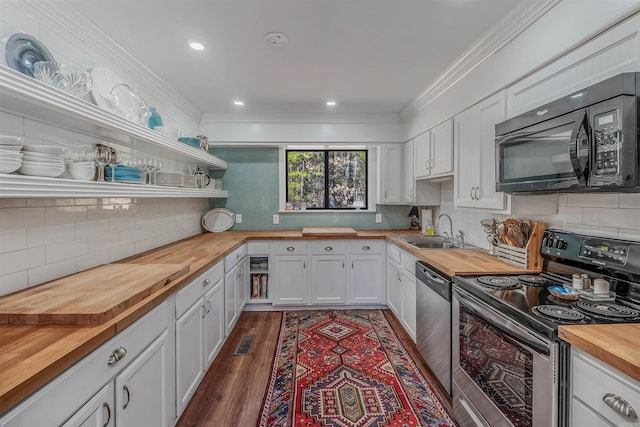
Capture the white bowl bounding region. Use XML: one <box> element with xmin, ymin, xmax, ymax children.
<box><xmin>22</xmin><ymin>160</ymin><xmax>65</xmax><ymax>167</ymax></box>
<box><xmin>69</xmin><ymin>166</ymin><xmax>95</xmax><ymax>180</ymax></box>
<box><xmin>0</xmin><ymin>161</ymin><xmax>21</xmax><ymax>174</ymax></box>
<box><xmin>22</xmin><ymin>145</ymin><xmax>66</xmax><ymax>155</ymax></box>
<box><xmin>22</xmin><ymin>151</ymin><xmax>64</xmax><ymax>161</ymax></box>
<box><xmin>18</xmin><ymin>163</ymin><xmax>65</xmax><ymax>177</ymax></box>
<box><xmin>154</xmin><ymin>126</ymin><xmax>181</xmax><ymax>139</ymax></box>
<box><xmin>0</xmin><ymin>152</ymin><xmax>23</xmax><ymax>159</ymax></box>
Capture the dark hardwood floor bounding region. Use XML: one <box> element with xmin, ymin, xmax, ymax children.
<box><xmin>176</xmin><ymin>309</ymin><xmax>453</xmax><ymax>427</ymax></box>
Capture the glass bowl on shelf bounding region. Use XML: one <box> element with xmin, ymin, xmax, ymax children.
<box><xmin>32</xmin><ymin>62</ymin><xmax>93</xmax><ymax>98</ymax></box>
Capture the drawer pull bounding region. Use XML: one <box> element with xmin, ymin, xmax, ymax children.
<box><xmin>325</xmin><ymin>246</ymin><xmax>333</xmax><ymax>251</ymax></box>
<box><xmin>102</xmin><ymin>402</ymin><xmax>111</xmax><ymax>427</ymax></box>
<box><xmin>206</xmin><ymin>300</ymin><xmax>212</xmax><ymax>313</ymax></box>
<box><xmin>202</xmin><ymin>278</ymin><xmax>210</xmax><ymax>287</ymax></box>
<box><xmin>362</xmin><ymin>245</ymin><xmax>370</xmax><ymax>250</ymax></box>
<box><xmin>236</xmin><ymin>252</ymin><xmax>240</xmax><ymax>259</ymax></box>
<box><xmin>107</xmin><ymin>347</ymin><xmax>127</xmax><ymax>365</ymax></box>
<box><xmin>603</xmin><ymin>393</ymin><xmax>637</xmax><ymax>419</ymax></box>
<box><xmin>287</xmin><ymin>246</ymin><xmax>295</xmax><ymax>251</ymax></box>
<box><xmin>123</xmin><ymin>385</ymin><xmax>130</xmax><ymax>410</ymax></box>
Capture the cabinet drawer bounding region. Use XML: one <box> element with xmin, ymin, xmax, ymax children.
<box><xmin>400</xmin><ymin>250</ymin><xmax>417</xmax><ymax>274</ymax></box>
<box><xmin>572</xmin><ymin>348</ymin><xmax>640</xmax><ymax>426</ymax></box>
<box><xmin>348</xmin><ymin>240</ymin><xmax>385</xmax><ymax>255</ymax></box>
<box><xmin>0</xmin><ymin>301</ymin><xmax>170</xmax><ymax>427</ymax></box>
<box><xmin>271</xmin><ymin>241</ymin><xmax>308</xmax><ymax>255</ymax></box>
<box><xmin>175</xmin><ymin>261</ymin><xmax>223</xmax><ymax>318</ymax></box>
<box><xmin>387</xmin><ymin>244</ymin><xmax>401</xmax><ymax>264</ymax></box>
<box><xmin>248</xmin><ymin>241</ymin><xmax>270</xmax><ymax>254</ymax></box>
<box><xmin>310</xmin><ymin>240</ymin><xmax>346</xmax><ymax>255</ymax></box>
<box><xmin>224</xmin><ymin>244</ymin><xmax>246</xmax><ymax>272</ymax></box>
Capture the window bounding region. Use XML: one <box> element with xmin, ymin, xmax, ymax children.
<box><xmin>285</xmin><ymin>150</ymin><xmax>368</xmax><ymax>210</ymax></box>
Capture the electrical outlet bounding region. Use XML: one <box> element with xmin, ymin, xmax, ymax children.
<box><xmin>375</xmin><ymin>213</ymin><xmax>382</xmax><ymax>223</ymax></box>
<box><xmin>273</xmin><ymin>214</ymin><xmax>280</xmax><ymax>225</ymax></box>
<box><xmin>235</xmin><ymin>214</ymin><xmax>242</xmax><ymax>224</ymax></box>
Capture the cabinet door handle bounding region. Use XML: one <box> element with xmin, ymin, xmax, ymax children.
<box><xmin>287</xmin><ymin>246</ymin><xmax>295</xmax><ymax>251</ymax></box>
<box><xmin>603</xmin><ymin>393</ymin><xmax>637</xmax><ymax>419</ymax></box>
<box><xmin>206</xmin><ymin>300</ymin><xmax>212</xmax><ymax>313</ymax></box>
<box><xmin>201</xmin><ymin>304</ymin><xmax>207</xmax><ymax>319</ymax></box>
<box><xmin>342</xmin><ymin>261</ymin><xmax>344</xmax><ymax>268</ymax></box>
<box><xmin>430</xmin><ymin>159</ymin><xmax>435</xmax><ymax>168</ymax></box>
<box><xmin>362</xmin><ymin>245</ymin><xmax>370</xmax><ymax>250</ymax></box>
<box><xmin>352</xmin><ymin>261</ymin><xmax>354</xmax><ymax>269</ymax></box>
<box><xmin>123</xmin><ymin>385</ymin><xmax>130</xmax><ymax>410</ymax></box>
<box><xmin>102</xmin><ymin>402</ymin><xmax>111</xmax><ymax>427</ymax></box>
<box><xmin>470</xmin><ymin>188</ymin><xmax>474</xmax><ymax>200</ymax></box>
<box><xmin>325</xmin><ymin>246</ymin><xmax>333</xmax><ymax>251</ymax></box>
<box><xmin>475</xmin><ymin>187</ymin><xmax>480</xmax><ymax>200</ymax></box>
<box><xmin>107</xmin><ymin>347</ymin><xmax>127</xmax><ymax>365</ymax></box>
<box><xmin>202</xmin><ymin>278</ymin><xmax>210</xmax><ymax>287</ymax></box>
<box><xmin>384</xmin><ymin>191</ymin><xmax>388</xmax><ymax>198</ymax></box>
<box><xmin>303</xmin><ymin>261</ymin><xmax>306</xmax><ymax>269</ymax></box>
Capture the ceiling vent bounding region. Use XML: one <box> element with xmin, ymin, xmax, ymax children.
<box><xmin>264</xmin><ymin>32</ymin><xmax>288</xmax><ymax>47</ymax></box>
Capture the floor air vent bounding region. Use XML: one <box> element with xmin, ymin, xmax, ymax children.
<box><xmin>234</xmin><ymin>334</ymin><xmax>255</xmax><ymax>355</ymax></box>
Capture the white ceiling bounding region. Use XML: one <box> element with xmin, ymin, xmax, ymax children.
<box><xmin>68</xmin><ymin>0</ymin><xmax>526</xmax><ymax>116</ymax></box>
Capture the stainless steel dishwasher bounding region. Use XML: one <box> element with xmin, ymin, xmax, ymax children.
<box><xmin>415</xmin><ymin>261</ymin><xmax>452</xmax><ymax>396</ymax></box>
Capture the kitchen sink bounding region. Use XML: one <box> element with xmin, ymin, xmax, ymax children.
<box><xmin>397</xmin><ymin>235</ymin><xmax>477</xmax><ymax>249</ymax></box>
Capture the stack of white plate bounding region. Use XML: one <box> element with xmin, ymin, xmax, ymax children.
<box><xmin>156</xmin><ymin>172</ymin><xmax>182</xmax><ymax>187</ymax></box>
<box><xmin>214</xmin><ymin>178</ymin><xmax>223</xmax><ymax>191</ymax></box>
<box><xmin>0</xmin><ymin>136</ymin><xmax>24</xmax><ymax>173</ymax></box>
<box><xmin>19</xmin><ymin>145</ymin><xmax>66</xmax><ymax>177</ymax></box>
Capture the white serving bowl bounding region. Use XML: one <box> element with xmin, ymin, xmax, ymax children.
<box><xmin>69</xmin><ymin>165</ymin><xmax>95</xmax><ymax>180</ymax></box>
<box><xmin>18</xmin><ymin>163</ymin><xmax>65</xmax><ymax>177</ymax></box>
<box><xmin>154</xmin><ymin>126</ymin><xmax>181</xmax><ymax>139</ymax></box>
<box><xmin>0</xmin><ymin>160</ymin><xmax>21</xmax><ymax>174</ymax></box>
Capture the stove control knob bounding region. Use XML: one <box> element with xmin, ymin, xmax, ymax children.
<box><xmin>554</xmin><ymin>239</ymin><xmax>564</xmax><ymax>249</ymax></box>
<box><xmin>547</xmin><ymin>238</ymin><xmax>554</xmax><ymax>248</ymax></box>
<box><xmin>561</xmin><ymin>241</ymin><xmax>568</xmax><ymax>250</ymax></box>
<box><xmin>542</xmin><ymin>236</ymin><xmax>549</xmax><ymax>247</ymax></box>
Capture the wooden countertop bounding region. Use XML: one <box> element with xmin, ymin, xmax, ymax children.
<box><xmin>0</xmin><ymin>229</ymin><xmax>533</xmax><ymax>415</ymax></box>
<box><xmin>559</xmin><ymin>324</ymin><xmax>640</xmax><ymax>382</ymax></box>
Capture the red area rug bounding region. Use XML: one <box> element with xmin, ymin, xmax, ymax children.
<box><xmin>257</xmin><ymin>310</ymin><xmax>456</xmax><ymax>427</ymax></box>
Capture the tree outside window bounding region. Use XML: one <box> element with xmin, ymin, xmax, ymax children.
<box><xmin>286</xmin><ymin>150</ymin><xmax>367</xmax><ymax>210</ymax></box>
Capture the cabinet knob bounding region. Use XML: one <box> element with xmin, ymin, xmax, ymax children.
<box><xmin>102</xmin><ymin>402</ymin><xmax>111</xmax><ymax>427</ymax></box>
<box><xmin>287</xmin><ymin>246</ymin><xmax>295</xmax><ymax>251</ymax></box>
<box><xmin>236</xmin><ymin>253</ymin><xmax>240</xmax><ymax>259</ymax></box>
<box><xmin>107</xmin><ymin>347</ymin><xmax>127</xmax><ymax>365</ymax></box>
<box><xmin>362</xmin><ymin>245</ymin><xmax>370</xmax><ymax>250</ymax></box>
<box><xmin>202</xmin><ymin>278</ymin><xmax>210</xmax><ymax>287</ymax></box>
<box><xmin>603</xmin><ymin>393</ymin><xmax>637</xmax><ymax>419</ymax></box>
<box><xmin>325</xmin><ymin>246</ymin><xmax>333</xmax><ymax>251</ymax></box>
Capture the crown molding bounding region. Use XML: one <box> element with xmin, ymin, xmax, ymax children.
<box><xmin>399</xmin><ymin>0</ymin><xmax>561</xmax><ymax>122</ymax></box>
<box><xmin>201</xmin><ymin>113</ymin><xmax>403</xmax><ymax>124</ymax></box>
<box><xmin>24</xmin><ymin>0</ymin><xmax>203</xmax><ymax>123</ymax></box>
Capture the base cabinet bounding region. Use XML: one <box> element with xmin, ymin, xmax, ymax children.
<box><xmin>311</xmin><ymin>255</ymin><xmax>347</xmax><ymax>304</ymax></box>
<box><xmin>272</xmin><ymin>255</ymin><xmax>308</xmax><ymax>305</ymax></box>
<box><xmin>115</xmin><ymin>331</ymin><xmax>171</xmax><ymax>427</ymax></box>
<box><xmin>204</xmin><ymin>282</ymin><xmax>225</xmax><ymax>367</ymax></box>
<box><xmin>62</xmin><ymin>383</ymin><xmax>114</xmax><ymax>427</ymax></box>
<box><xmin>386</xmin><ymin>258</ymin><xmax>402</xmax><ymax>317</ymax></box>
<box><xmin>348</xmin><ymin>240</ymin><xmax>385</xmax><ymax>304</ymax></box>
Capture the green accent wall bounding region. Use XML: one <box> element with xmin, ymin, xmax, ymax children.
<box><xmin>208</xmin><ymin>148</ymin><xmax>412</xmax><ymax>230</ymax></box>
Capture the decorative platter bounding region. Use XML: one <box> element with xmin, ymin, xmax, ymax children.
<box><xmin>5</xmin><ymin>33</ymin><xmax>56</xmax><ymax>77</ymax></box>
<box><xmin>202</xmin><ymin>208</ymin><xmax>235</xmax><ymax>232</ymax></box>
<box><xmin>547</xmin><ymin>286</ymin><xmax>580</xmax><ymax>301</ymax></box>
<box><xmin>89</xmin><ymin>66</ymin><xmax>124</xmax><ymax>111</ymax></box>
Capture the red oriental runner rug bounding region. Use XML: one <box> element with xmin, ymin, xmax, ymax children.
<box><xmin>257</xmin><ymin>310</ymin><xmax>456</xmax><ymax>427</ymax></box>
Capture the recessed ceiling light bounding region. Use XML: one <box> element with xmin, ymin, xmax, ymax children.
<box><xmin>326</xmin><ymin>100</ymin><xmax>337</xmax><ymax>107</ymax></box>
<box><xmin>189</xmin><ymin>41</ymin><xmax>205</xmax><ymax>50</ymax></box>
<box><xmin>233</xmin><ymin>100</ymin><xmax>245</xmax><ymax>106</ymax></box>
<box><xmin>265</xmin><ymin>32</ymin><xmax>288</xmax><ymax>47</ymax></box>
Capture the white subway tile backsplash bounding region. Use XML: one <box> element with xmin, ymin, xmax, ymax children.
<box><xmin>46</xmin><ymin>239</ymin><xmax>88</xmax><ymax>264</ymax></box>
<box><xmin>28</xmin><ymin>259</ymin><xmax>76</xmax><ymax>286</ymax></box>
<box><xmin>110</xmin><ymin>243</ymin><xmax>136</xmax><ymax>262</ymax></box>
<box><xmin>87</xmin><ymin>233</ymin><xmax>120</xmax><ymax>253</ymax></box>
<box><xmin>0</xmin><ymin>246</ymin><xmax>45</xmax><ymax>275</ymax></box>
<box><xmin>109</xmin><ymin>217</ymin><xmax>135</xmax><ymax>233</ymax></box>
<box><xmin>567</xmin><ymin>193</ymin><xmax>619</xmax><ymax>208</ymax></box>
<box><xmin>27</xmin><ymin>223</ymin><xmax>75</xmax><ymax>247</ymax></box>
<box><xmin>566</xmin><ymin>224</ymin><xmax>619</xmax><ymax>239</ymax></box>
<box><xmin>135</xmin><ymin>238</ymin><xmax>156</xmax><ymax>254</ymax></box>
<box><xmin>619</xmin><ymin>193</ymin><xmax>640</xmax><ymax>208</ymax></box>
<box><xmin>44</xmin><ymin>206</ymin><xmax>88</xmax><ymax>226</ymax></box>
<box><xmin>0</xmin><ymin>198</ymin><xmax>26</xmax><ymax>209</ymax></box>
<box><xmin>75</xmin><ymin>220</ymin><xmax>109</xmax><ymax>239</ymax></box>
<box><xmin>0</xmin><ymin>229</ymin><xmax>26</xmax><ymax>253</ymax></box>
<box><xmin>583</xmin><ymin>207</ymin><xmax>640</xmax><ymax>229</ymax></box>
<box><xmin>76</xmin><ymin>249</ymin><xmax>109</xmax><ymax>271</ymax></box>
<box><xmin>0</xmin><ymin>271</ymin><xmax>28</xmax><ymax>295</ymax></box>
<box><xmin>0</xmin><ymin>207</ymin><xmax>44</xmax><ymax>230</ymax></box>
<box><xmin>0</xmin><ymin>110</ymin><xmax>24</xmax><ymax>135</ymax></box>
<box><xmin>24</xmin><ymin>119</ymin><xmax>73</xmax><ymax>146</ymax></box>
<box><xmin>26</xmin><ymin>198</ymin><xmax>75</xmax><ymax>207</ymax></box>
<box><xmin>87</xmin><ymin>204</ymin><xmax>119</xmax><ymax>222</ymax></box>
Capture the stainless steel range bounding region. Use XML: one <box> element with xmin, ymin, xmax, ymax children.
<box><xmin>452</xmin><ymin>230</ymin><xmax>640</xmax><ymax>427</ymax></box>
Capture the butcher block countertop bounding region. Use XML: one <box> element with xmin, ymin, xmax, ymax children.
<box><xmin>559</xmin><ymin>324</ymin><xmax>640</xmax><ymax>382</ymax></box>
<box><xmin>0</xmin><ymin>229</ymin><xmax>537</xmax><ymax>415</ymax></box>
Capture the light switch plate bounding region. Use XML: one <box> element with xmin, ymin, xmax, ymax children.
<box><xmin>273</xmin><ymin>214</ymin><xmax>280</xmax><ymax>225</ymax></box>
<box><xmin>375</xmin><ymin>213</ymin><xmax>382</xmax><ymax>223</ymax></box>
<box><xmin>235</xmin><ymin>213</ymin><xmax>242</xmax><ymax>223</ymax></box>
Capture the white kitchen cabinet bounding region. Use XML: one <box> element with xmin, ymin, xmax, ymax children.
<box><xmin>174</xmin><ymin>261</ymin><xmax>224</xmax><ymax>416</ymax></box>
<box><xmin>61</xmin><ymin>383</ymin><xmax>114</xmax><ymax>427</ymax></box>
<box><xmin>378</xmin><ymin>144</ymin><xmax>403</xmax><ymax>204</ymax></box>
<box><xmin>454</xmin><ymin>91</ymin><xmax>506</xmax><ymax>210</ymax></box>
<box><xmin>0</xmin><ymin>68</ymin><xmax>228</xmax><ymax>199</ymax></box>
<box><xmin>415</xmin><ymin>119</ymin><xmax>454</xmax><ymax>179</ymax></box>
<box><xmin>403</xmin><ymin>139</ymin><xmax>415</xmax><ymax>204</ymax></box>
<box><xmin>0</xmin><ymin>301</ymin><xmax>171</xmax><ymax>427</ymax></box>
<box><xmin>399</xmin><ymin>266</ymin><xmax>417</xmax><ymax>342</ymax></box>
<box><xmin>310</xmin><ymin>241</ymin><xmax>347</xmax><ymax>305</ymax></box>
<box><xmin>115</xmin><ymin>330</ymin><xmax>171</xmax><ymax>427</ymax></box>
<box><xmin>224</xmin><ymin>264</ymin><xmax>239</xmax><ymax>333</ymax></box>
<box><xmin>271</xmin><ymin>241</ymin><xmax>309</xmax><ymax>305</ymax></box>
<box><xmin>386</xmin><ymin>257</ymin><xmax>402</xmax><ymax>318</ymax></box>
<box><xmin>348</xmin><ymin>240</ymin><xmax>385</xmax><ymax>304</ymax></box>
<box><xmin>237</xmin><ymin>257</ymin><xmax>247</xmax><ymax>313</ymax></box>
<box><xmin>570</xmin><ymin>347</ymin><xmax>640</xmax><ymax>427</ymax></box>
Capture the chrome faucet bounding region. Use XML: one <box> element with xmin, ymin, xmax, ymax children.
<box><xmin>435</xmin><ymin>213</ymin><xmax>453</xmax><ymax>241</ymax></box>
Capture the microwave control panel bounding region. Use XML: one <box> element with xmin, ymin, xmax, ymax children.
<box><xmin>593</xmin><ymin>109</ymin><xmax>620</xmax><ymax>177</ymax></box>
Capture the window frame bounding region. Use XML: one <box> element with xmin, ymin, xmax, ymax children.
<box><xmin>280</xmin><ymin>147</ymin><xmax>372</xmax><ymax>212</ymax></box>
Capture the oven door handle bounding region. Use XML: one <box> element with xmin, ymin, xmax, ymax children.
<box><xmin>455</xmin><ymin>288</ymin><xmax>551</xmax><ymax>356</ymax></box>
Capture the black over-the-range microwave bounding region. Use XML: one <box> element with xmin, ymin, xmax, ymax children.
<box><xmin>495</xmin><ymin>72</ymin><xmax>640</xmax><ymax>194</ymax></box>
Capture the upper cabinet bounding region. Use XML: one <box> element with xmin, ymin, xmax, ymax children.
<box><xmin>454</xmin><ymin>91</ymin><xmax>506</xmax><ymax>210</ymax></box>
<box><xmin>0</xmin><ymin>67</ymin><xmax>228</xmax><ymax>198</ymax></box>
<box><xmin>378</xmin><ymin>144</ymin><xmax>404</xmax><ymax>204</ymax></box>
<box><xmin>403</xmin><ymin>139</ymin><xmax>415</xmax><ymax>204</ymax></box>
<box><xmin>414</xmin><ymin>119</ymin><xmax>453</xmax><ymax>180</ymax></box>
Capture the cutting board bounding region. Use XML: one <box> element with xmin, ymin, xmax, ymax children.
<box><xmin>0</xmin><ymin>263</ymin><xmax>189</xmax><ymax>325</ymax></box>
<box><xmin>302</xmin><ymin>226</ymin><xmax>357</xmax><ymax>237</ymax></box>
